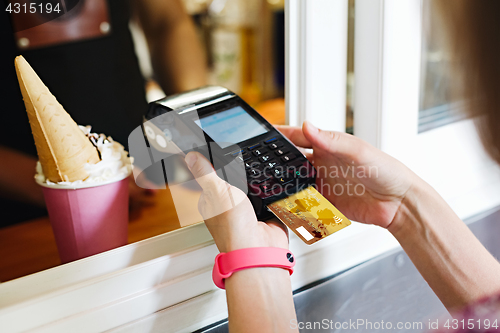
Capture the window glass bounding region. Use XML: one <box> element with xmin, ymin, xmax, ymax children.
<box><xmin>419</xmin><ymin>0</ymin><xmax>465</xmax><ymax>133</ymax></box>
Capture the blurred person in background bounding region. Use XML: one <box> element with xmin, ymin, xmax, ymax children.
<box><xmin>184</xmin><ymin>1</ymin><xmax>500</xmax><ymax>332</ymax></box>
<box><xmin>0</xmin><ymin>0</ymin><xmax>206</xmax><ymax>226</ymax></box>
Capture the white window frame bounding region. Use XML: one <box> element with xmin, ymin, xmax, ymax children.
<box><xmin>0</xmin><ymin>2</ymin><xmax>402</xmax><ymax>332</ymax></box>
<box><xmin>355</xmin><ymin>0</ymin><xmax>500</xmax><ymax>220</ymax></box>
<box><xmin>286</xmin><ymin>0</ymin><xmax>348</xmax><ymax>131</ymax></box>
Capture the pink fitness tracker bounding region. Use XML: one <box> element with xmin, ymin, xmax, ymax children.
<box><xmin>212</xmin><ymin>247</ymin><xmax>295</xmax><ymax>289</ymax></box>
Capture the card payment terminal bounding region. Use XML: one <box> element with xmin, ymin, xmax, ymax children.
<box><xmin>142</xmin><ymin>86</ymin><xmax>316</xmax><ymax>220</ymax></box>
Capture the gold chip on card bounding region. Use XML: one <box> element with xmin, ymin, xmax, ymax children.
<box><xmin>267</xmin><ymin>186</ymin><xmax>351</xmax><ymax>245</ymax></box>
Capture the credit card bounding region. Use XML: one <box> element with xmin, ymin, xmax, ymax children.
<box><xmin>267</xmin><ymin>186</ymin><xmax>351</xmax><ymax>245</ymax></box>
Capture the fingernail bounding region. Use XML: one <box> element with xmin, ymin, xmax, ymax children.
<box><xmin>305</xmin><ymin>120</ymin><xmax>319</xmax><ymax>133</ymax></box>
<box><xmin>185</xmin><ymin>152</ymin><xmax>198</xmax><ymax>169</ymax></box>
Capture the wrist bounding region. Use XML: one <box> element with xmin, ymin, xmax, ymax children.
<box><xmin>213</xmin><ymin>224</ymin><xmax>289</xmax><ymax>253</ymax></box>
<box><xmin>224</xmin><ymin>238</ymin><xmax>288</xmax><ymax>253</ymax></box>
<box><xmin>387</xmin><ymin>176</ymin><xmax>434</xmax><ymax>238</ymax></box>
<box><xmin>225</xmin><ymin>266</ymin><xmax>292</xmax><ymax>289</ymax></box>
<box><xmin>224</xmin><ymin>266</ymin><xmax>297</xmax><ymax>333</ymax></box>
<box><xmin>213</xmin><ymin>247</ymin><xmax>295</xmax><ymax>289</ymax></box>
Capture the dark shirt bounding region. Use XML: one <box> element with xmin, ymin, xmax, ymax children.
<box><xmin>0</xmin><ymin>0</ymin><xmax>148</xmax><ymax>226</ymax></box>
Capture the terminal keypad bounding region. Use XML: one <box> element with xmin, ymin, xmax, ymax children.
<box><xmin>232</xmin><ymin>137</ymin><xmax>312</xmax><ymax>197</ymax></box>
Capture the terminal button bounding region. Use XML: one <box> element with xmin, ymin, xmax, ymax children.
<box><xmin>263</xmin><ymin>161</ymin><xmax>279</xmax><ymax>169</ymax></box>
<box><xmin>252</xmin><ymin>148</ymin><xmax>268</xmax><ymax>157</ymax></box>
<box><xmin>247</xmin><ymin>169</ymin><xmax>260</xmax><ymax>177</ymax></box>
<box><xmin>276</xmin><ymin>174</ymin><xmax>294</xmax><ymax>185</ymax></box>
<box><xmin>260</xmin><ymin>182</ymin><xmax>273</xmax><ymax>193</ymax></box>
<box><xmin>280</xmin><ymin>154</ymin><xmax>296</xmax><ymax>163</ymax></box>
<box><xmin>272</xmin><ymin>168</ymin><xmax>286</xmax><ymax>178</ymax></box>
<box><xmin>248</xmin><ymin>143</ymin><xmax>262</xmax><ymax>151</ymax></box>
<box><xmin>275</xmin><ymin>148</ymin><xmax>289</xmax><ymax>156</ymax></box>
<box><xmin>241</xmin><ymin>153</ymin><xmax>252</xmax><ymax>161</ymax></box>
<box><xmin>268</xmin><ymin>141</ymin><xmax>284</xmax><ymax>150</ymax></box>
<box><xmin>259</xmin><ymin>155</ymin><xmax>272</xmax><ymax>163</ymax></box>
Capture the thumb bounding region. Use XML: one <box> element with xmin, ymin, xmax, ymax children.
<box><xmin>185</xmin><ymin>151</ymin><xmax>226</xmax><ymax>193</ymax></box>
<box><xmin>302</xmin><ymin>120</ymin><xmax>363</xmax><ymax>158</ymax></box>
<box><xmin>185</xmin><ymin>151</ymin><xmax>247</xmax><ymax>219</ymax></box>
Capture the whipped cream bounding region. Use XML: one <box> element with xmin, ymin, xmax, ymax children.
<box><xmin>35</xmin><ymin>126</ymin><xmax>133</xmax><ymax>189</ymax></box>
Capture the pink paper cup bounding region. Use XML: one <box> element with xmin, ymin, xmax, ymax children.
<box><xmin>40</xmin><ymin>178</ymin><xmax>129</xmax><ymax>263</ymax></box>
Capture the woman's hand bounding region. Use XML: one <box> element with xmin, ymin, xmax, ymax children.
<box><xmin>277</xmin><ymin>121</ymin><xmax>420</xmax><ymax>229</ymax></box>
<box><xmin>185</xmin><ymin>151</ymin><xmax>288</xmax><ymax>252</ymax></box>
<box><xmin>185</xmin><ymin>151</ymin><xmax>297</xmax><ymax>332</ymax></box>
<box><xmin>280</xmin><ymin>122</ymin><xmax>500</xmax><ymax>311</ymax></box>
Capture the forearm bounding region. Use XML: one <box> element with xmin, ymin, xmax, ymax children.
<box><xmin>389</xmin><ymin>179</ymin><xmax>500</xmax><ymax>310</ymax></box>
<box><xmin>150</xmin><ymin>18</ymin><xmax>206</xmax><ymax>94</ymax></box>
<box><xmin>0</xmin><ymin>146</ymin><xmax>44</xmax><ymax>207</ymax></box>
<box><xmin>226</xmin><ymin>267</ymin><xmax>298</xmax><ymax>333</ymax></box>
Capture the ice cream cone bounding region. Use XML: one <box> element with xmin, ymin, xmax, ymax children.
<box><xmin>15</xmin><ymin>55</ymin><xmax>100</xmax><ymax>182</ymax></box>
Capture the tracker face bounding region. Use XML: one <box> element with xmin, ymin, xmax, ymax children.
<box><xmin>143</xmin><ymin>86</ymin><xmax>316</xmax><ymax>219</ymax></box>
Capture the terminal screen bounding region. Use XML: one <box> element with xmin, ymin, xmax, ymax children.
<box><xmin>195</xmin><ymin>106</ymin><xmax>267</xmax><ymax>149</ymax></box>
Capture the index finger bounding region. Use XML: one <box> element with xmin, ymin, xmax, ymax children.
<box><xmin>275</xmin><ymin>125</ymin><xmax>312</xmax><ymax>149</ymax></box>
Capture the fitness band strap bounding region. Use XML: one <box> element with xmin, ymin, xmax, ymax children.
<box><xmin>212</xmin><ymin>247</ymin><xmax>295</xmax><ymax>289</ymax></box>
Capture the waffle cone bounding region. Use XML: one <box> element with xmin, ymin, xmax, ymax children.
<box><xmin>15</xmin><ymin>56</ymin><xmax>100</xmax><ymax>183</ymax></box>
